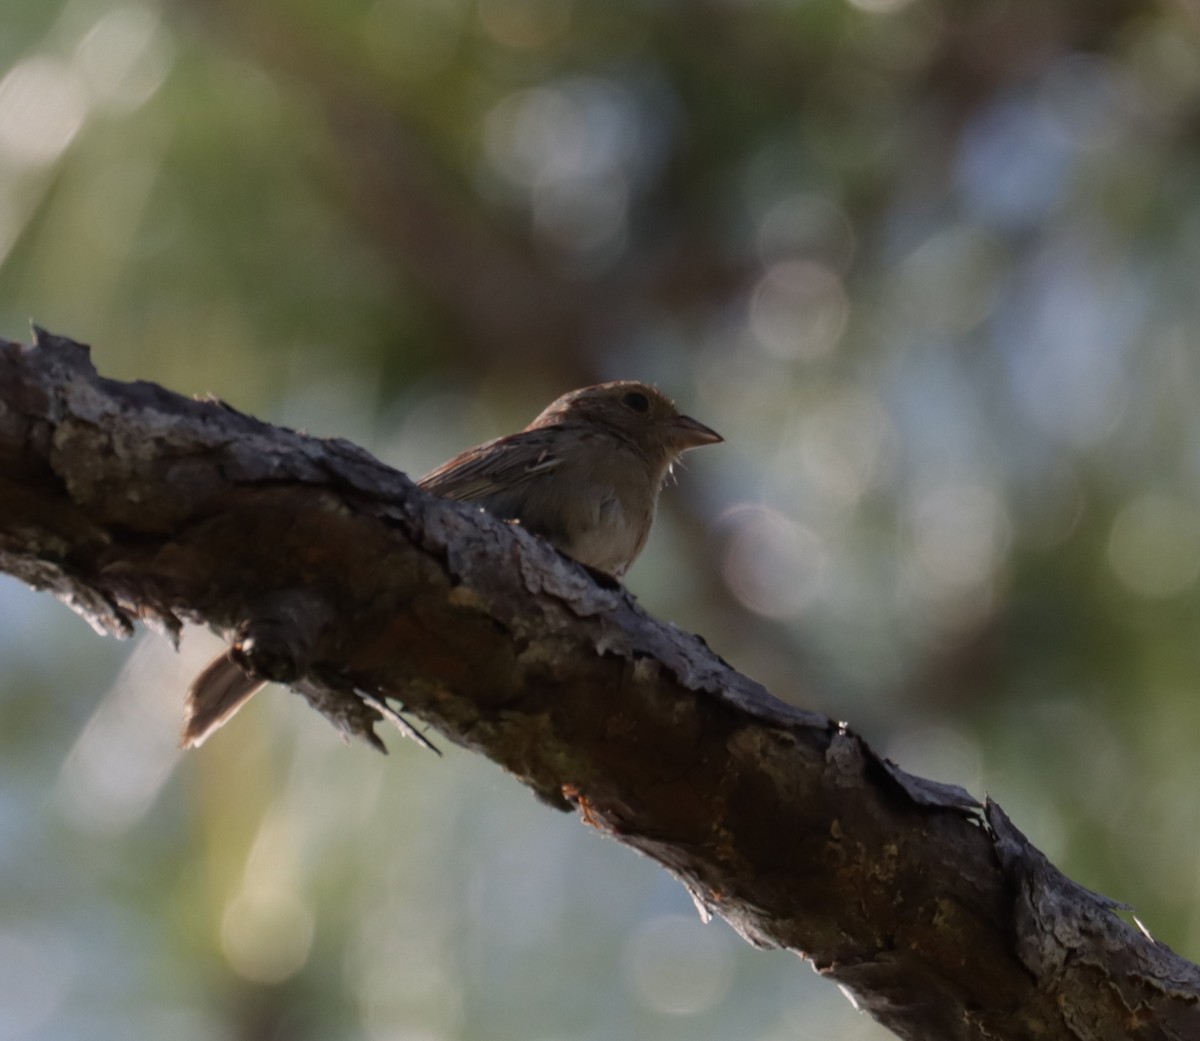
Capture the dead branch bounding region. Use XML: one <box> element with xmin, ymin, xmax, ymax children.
<box><xmin>1</xmin><ymin>328</ymin><xmax>1197</xmax><ymax>1041</ymax></box>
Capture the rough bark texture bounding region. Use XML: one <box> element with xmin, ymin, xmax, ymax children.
<box><xmin>1</xmin><ymin>329</ymin><xmax>1198</xmax><ymax>1041</ymax></box>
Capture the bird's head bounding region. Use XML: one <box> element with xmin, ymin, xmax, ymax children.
<box><xmin>531</xmin><ymin>381</ymin><xmax>723</xmax><ymax>466</ymax></box>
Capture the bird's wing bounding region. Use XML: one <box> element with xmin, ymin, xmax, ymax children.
<box><xmin>417</xmin><ymin>427</ymin><xmax>564</xmax><ymax>503</ymax></box>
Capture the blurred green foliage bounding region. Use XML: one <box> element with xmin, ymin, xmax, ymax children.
<box><xmin>3</xmin><ymin>0</ymin><xmax>1200</xmax><ymax>1038</ymax></box>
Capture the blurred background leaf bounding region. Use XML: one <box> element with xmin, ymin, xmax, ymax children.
<box><xmin>2</xmin><ymin>0</ymin><xmax>1200</xmax><ymax>1038</ymax></box>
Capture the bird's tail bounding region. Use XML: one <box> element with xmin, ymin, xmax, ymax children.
<box><xmin>180</xmin><ymin>650</ymin><xmax>264</xmax><ymax>748</ymax></box>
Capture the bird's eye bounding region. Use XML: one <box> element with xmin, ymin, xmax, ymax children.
<box><xmin>623</xmin><ymin>391</ymin><xmax>650</xmax><ymax>413</ymax></box>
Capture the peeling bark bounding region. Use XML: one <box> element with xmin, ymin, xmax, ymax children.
<box><xmin>1</xmin><ymin>329</ymin><xmax>1197</xmax><ymax>1041</ymax></box>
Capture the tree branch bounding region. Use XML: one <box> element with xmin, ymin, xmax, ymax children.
<box><xmin>2</xmin><ymin>329</ymin><xmax>1197</xmax><ymax>1041</ymax></box>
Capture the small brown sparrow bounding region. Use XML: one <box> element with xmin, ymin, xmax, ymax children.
<box><xmin>181</xmin><ymin>380</ymin><xmax>722</xmax><ymax>748</ymax></box>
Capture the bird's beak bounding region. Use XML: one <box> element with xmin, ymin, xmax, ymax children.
<box><xmin>670</xmin><ymin>413</ymin><xmax>724</xmax><ymax>450</ymax></box>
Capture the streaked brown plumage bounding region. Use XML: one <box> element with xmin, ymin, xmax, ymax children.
<box><xmin>180</xmin><ymin>381</ymin><xmax>722</xmax><ymax>748</ymax></box>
